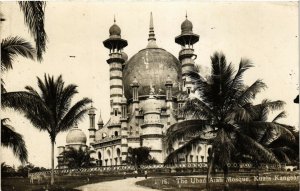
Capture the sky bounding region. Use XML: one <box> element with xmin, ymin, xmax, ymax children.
<box><xmin>0</xmin><ymin>1</ymin><xmax>299</xmax><ymax>168</ymax></box>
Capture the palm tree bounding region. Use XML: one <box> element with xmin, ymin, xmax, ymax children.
<box><xmin>165</xmin><ymin>52</ymin><xmax>280</xmax><ymax>189</ymax></box>
<box><xmin>1</xmin><ymin>118</ymin><xmax>28</xmax><ymax>163</ymax></box>
<box><xmin>1</xmin><ymin>74</ymin><xmax>92</xmax><ymax>185</ymax></box>
<box><xmin>18</xmin><ymin>1</ymin><xmax>47</xmax><ymax>61</ymax></box>
<box><xmin>62</xmin><ymin>147</ymin><xmax>95</xmax><ymax>169</ymax></box>
<box><xmin>235</xmin><ymin>100</ymin><xmax>298</xmax><ymax>164</ymax></box>
<box><xmin>127</xmin><ymin>147</ymin><xmax>158</xmax><ymax>169</ymax></box>
<box><xmin>1</xmin><ymin>36</ymin><xmax>36</xmax><ymax>72</ymax></box>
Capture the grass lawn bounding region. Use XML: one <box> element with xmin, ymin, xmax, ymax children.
<box><xmin>1</xmin><ymin>175</ymin><xmax>123</xmax><ymax>191</ymax></box>
<box><xmin>136</xmin><ymin>171</ymin><xmax>300</xmax><ymax>191</ymax></box>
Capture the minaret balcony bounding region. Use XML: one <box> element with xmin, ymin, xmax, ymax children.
<box><xmin>179</xmin><ymin>48</ymin><xmax>196</xmax><ymax>60</ymax></box>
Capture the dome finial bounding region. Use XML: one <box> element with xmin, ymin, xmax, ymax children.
<box><xmin>186</xmin><ymin>11</ymin><xmax>188</xmax><ymax>19</ymax></box>
<box><xmin>147</xmin><ymin>12</ymin><xmax>158</xmax><ymax>48</ymax></box>
<box><xmin>114</xmin><ymin>15</ymin><xmax>116</xmax><ymax>23</ymax></box>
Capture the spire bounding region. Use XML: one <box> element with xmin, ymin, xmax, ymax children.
<box><xmin>98</xmin><ymin>110</ymin><xmax>104</xmax><ymax>125</ymax></box>
<box><xmin>147</xmin><ymin>12</ymin><xmax>158</xmax><ymax>48</ymax></box>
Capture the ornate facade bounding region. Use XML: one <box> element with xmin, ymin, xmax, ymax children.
<box><xmin>58</xmin><ymin>13</ymin><xmax>212</xmax><ymax>168</ymax></box>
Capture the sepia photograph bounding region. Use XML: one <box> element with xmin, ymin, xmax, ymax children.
<box><xmin>0</xmin><ymin>1</ymin><xmax>299</xmax><ymax>191</ymax></box>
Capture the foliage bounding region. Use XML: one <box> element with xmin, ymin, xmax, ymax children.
<box><xmin>1</xmin><ymin>74</ymin><xmax>92</xmax><ymax>185</ymax></box>
<box><xmin>1</xmin><ymin>36</ymin><xmax>35</xmax><ymax>72</ymax></box>
<box><xmin>164</xmin><ymin>52</ymin><xmax>297</xmax><ymax>188</ymax></box>
<box><xmin>18</xmin><ymin>1</ymin><xmax>47</xmax><ymax>61</ymax></box>
<box><xmin>62</xmin><ymin>147</ymin><xmax>95</xmax><ymax>168</ymax></box>
<box><xmin>1</xmin><ymin>118</ymin><xmax>28</xmax><ymax>163</ymax></box>
<box><xmin>126</xmin><ymin>147</ymin><xmax>158</xmax><ymax>168</ymax></box>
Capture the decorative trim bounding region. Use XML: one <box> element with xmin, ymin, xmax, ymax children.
<box><xmin>110</xmin><ymin>68</ymin><xmax>123</xmax><ymax>72</ymax></box>
<box><xmin>110</xmin><ymin>76</ymin><xmax>122</xmax><ymax>80</ymax></box>
<box><xmin>140</xmin><ymin>134</ymin><xmax>164</xmax><ymax>138</ymax></box>
<box><xmin>110</xmin><ymin>85</ymin><xmax>123</xmax><ymax>89</ymax></box>
<box><xmin>111</xmin><ymin>94</ymin><xmax>122</xmax><ymax>97</ymax></box>
<box><xmin>141</xmin><ymin>123</ymin><xmax>164</xmax><ymax>128</ymax></box>
<box><xmin>106</xmin><ymin>57</ymin><xmax>125</xmax><ymax>64</ymax></box>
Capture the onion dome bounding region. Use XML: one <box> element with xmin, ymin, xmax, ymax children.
<box><xmin>66</xmin><ymin>124</ymin><xmax>87</xmax><ymax>145</ymax></box>
<box><xmin>123</xmin><ymin>49</ymin><xmax>181</xmax><ymax>99</ymax></box>
<box><xmin>123</xmin><ymin>13</ymin><xmax>181</xmax><ymax>100</ymax></box>
<box><xmin>109</xmin><ymin>16</ymin><xmax>121</xmax><ymax>38</ymax></box>
<box><xmin>175</xmin><ymin>13</ymin><xmax>199</xmax><ymax>46</ymax></box>
<box><xmin>165</xmin><ymin>75</ymin><xmax>173</xmax><ymax>86</ymax></box>
<box><xmin>103</xmin><ymin>16</ymin><xmax>128</xmax><ymax>50</ymax></box>
<box><xmin>181</xmin><ymin>14</ymin><xmax>193</xmax><ymax>34</ymax></box>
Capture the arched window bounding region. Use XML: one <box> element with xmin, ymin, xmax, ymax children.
<box><xmin>116</xmin><ymin>148</ymin><xmax>121</xmax><ymax>157</ymax></box>
<box><xmin>114</xmin><ymin>109</ymin><xmax>118</xmax><ymax>116</ymax></box>
<box><xmin>114</xmin><ymin>131</ymin><xmax>118</xmax><ymax>137</ymax></box>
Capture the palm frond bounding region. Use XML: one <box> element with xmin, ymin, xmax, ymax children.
<box><xmin>164</xmin><ymin>136</ymin><xmax>209</xmax><ymax>164</ymax></box>
<box><xmin>1</xmin><ymin>119</ymin><xmax>28</xmax><ymax>163</ymax></box>
<box><xmin>272</xmin><ymin>111</ymin><xmax>287</xmax><ymax>122</ymax></box>
<box><xmin>1</xmin><ymin>36</ymin><xmax>35</xmax><ymax>71</ymax></box>
<box><xmin>236</xmin><ymin>132</ymin><xmax>279</xmax><ymax>164</ymax></box>
<box><xmin>18</xmin><ymin>1</ymin><xmax>47</xmax><ymax>61</ymax></box>
<box><xmin>58</xmin><ymin>97</ymin><xmax>92</xmax><ymax>132</ymax></box>
<box><xmin>166</xmin><ymin>119</ymin><xmax>207</xmax><ymax>146</ymax></box>
<box><xmin>237</xmin><ymin>80</ymin><xmax>267</xmax><ymax>106</ymax></box>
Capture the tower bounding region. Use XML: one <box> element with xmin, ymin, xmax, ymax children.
<box><xmin>165</xmin><ymin>75</ymin><xmax>173</xmax><ymax>125</ymax></box>
<box><xmin>120</xmin><ymin>89</ymin><xmax>128</xmax><ymax>164</ymax></box>
<box><xmin>88</xmin><ymin>104</ymin><xmax>96</xmax><ymax>144</ymax></box>
<box><xmin>103</xmin><ymin>17</ymin><xmax>128</xmax><ymax>137</ymax></box>
<box><xmin>175</xmin><ymin>13</ymin><xmax>199</xmax><ymax>95</ymax></box>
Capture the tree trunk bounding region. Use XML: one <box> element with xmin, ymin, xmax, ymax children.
<box><xmin>223</xmin><ymin>165</ymin><xmax>229</xmax><ymax>191</ymax></box>
<box><xmin>51</xmin><ymin>141</ymin><xmax>54</xmax><ymax>185</ymax></box>
<box><xmin>206</xmin><ymin>151</ymin><xmax>215</xmax><ymax>190</ymax></box>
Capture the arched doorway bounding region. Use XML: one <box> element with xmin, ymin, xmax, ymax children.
<box><xmin>98</xmin><ymin>152</ymin><xmax>102</xmax><ymax>166</ymax></box>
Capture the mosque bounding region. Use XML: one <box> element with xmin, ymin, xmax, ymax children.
<box><xmin>57</xmin><ymin>13</ymin><xmax>213</xmax><ymax>168</ymax></box>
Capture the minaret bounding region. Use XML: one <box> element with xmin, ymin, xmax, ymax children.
<box><xmin>130</xmin><ymin>77</ymin><xmax>139</xmax><ymax>114</ymax></box>
<box><xmin>165</xmin><ymin>75</ymin><xmax>173</xmax><ymax>125</ymax></box>
<box><xmin>88</xmin><ymin>104</ymin><xmax>96</xmax><ymax>144</ymax></box>
<box><xmin>120</xmin><ymin>88</ymin><xmax>128</xmax><ymax>164</ymax></box>
<box><xmin>103</xmin><ymin>17</ymin><xmax>128</xmax><ymax>136</ymax></box>
<box><xmin>175</xmin><ymin>13</ymin><xmax>199</xmax><ymax>94</ymax></box>
<box><xmin>141</xmin><ymin>91</ymin><xmax>164</xmax><ymax>163</ymax></box>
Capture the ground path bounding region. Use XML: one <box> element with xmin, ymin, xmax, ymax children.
<box><xmin>76</xmin><ymin>177</ymin><xmax>159</xmax><ymax>191</ymax></box>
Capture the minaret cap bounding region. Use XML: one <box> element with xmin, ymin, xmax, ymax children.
<box><xmin>97</xmin><ymin>110</ymin><xmax>104</xmax><ymax>125</ymax></box>
<box><xmin>146</xmin><ymin>12</ymin><xmax>158</xmax><ymax>48</ymax></box>
<box><xmin>88</xmin><ymin>103</ymin><xmax>96</xmax><ymax>115</ymax></box>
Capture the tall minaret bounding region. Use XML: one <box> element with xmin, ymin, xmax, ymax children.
<box><xmin>175</xmin><ymin>13</ymin><xmax>199</xmax><ymax>95</ymax></box>
<box><xmin>103</xmin><ymin>17</ymin><xmax>128</xmax><ymax>136</ymax></box>
<box><xmin>88</xmin><ymin>104</ymin><xmax>96</xmax><ymax>144</ymax></box>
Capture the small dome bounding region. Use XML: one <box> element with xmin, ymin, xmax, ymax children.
<box><xmin>109</xmin><ymin>24</ymin><xmax>121</xmax><ymax>37</ymax></box>
<box><xmin>66</xmin><ymin>127</ymin><xmax>87</xmax><ymax>145</ymax></box>
<box><xmin>181</xmin><ymin>19</ymin><xmax>193</xmax><ymax>33</ymax></box>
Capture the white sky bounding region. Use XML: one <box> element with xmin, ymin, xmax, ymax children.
<box><xmin>1</xmin><ymin>1</ymin><xmax>299</xmax><ymax>168</ymax></box>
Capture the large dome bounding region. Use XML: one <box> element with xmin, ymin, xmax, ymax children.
<box><xmin>66</xmin><ymin>128</ymin><xmax>87</xmax><ymax>145</ymax></box>
<box><xmin>123</xmin><ymin>47</ymin><xmax>182</xmax><ymax>99</ymax></box>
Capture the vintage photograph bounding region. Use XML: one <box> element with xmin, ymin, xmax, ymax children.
<box><xmin>1</xmin><ymin>1</ymin><xmax>299</xmax><ymax>191</ymax></box>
